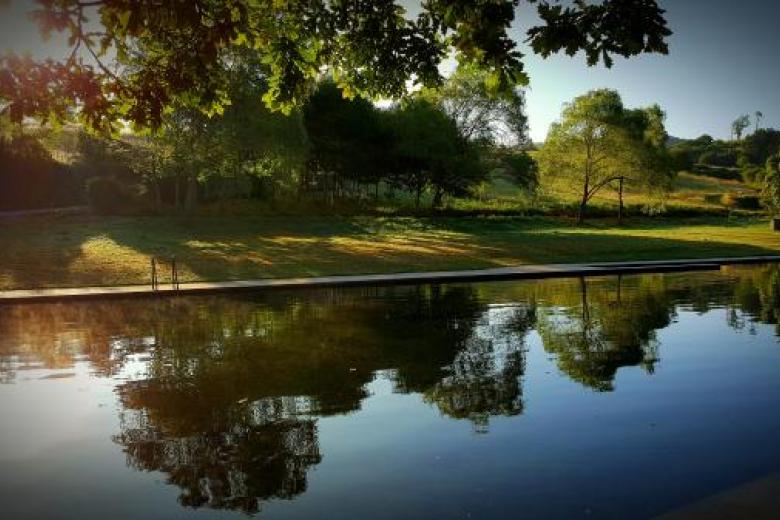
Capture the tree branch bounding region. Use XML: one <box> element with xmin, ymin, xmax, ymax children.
<box><xmin>587</xmin><ymin>176</ymin><xmax>623</xmax><ymax>198</ymax></box>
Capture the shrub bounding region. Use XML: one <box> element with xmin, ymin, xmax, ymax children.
<box><xmin>762</xmin><ymin>168</ymin><xmax>780</xmax><ymax>214</ymax></box>
<box><xmin>720</xmin><ymin>193</ymin><xmax>760</xmax><ymax>210</ymax></box>
<box><xmin>740</xmin><ymin>165</ymin><xmax>765</xmax><ymax>184</ymax></box>
<box><xmin>699</xmin><ymin>149</ymin><xmax>737</xmax><ymax>168</ymax></box>
<box><xmin>669</xmin><ymin>148</ymin><xmax>694</xmax><ymax>172</ymax></box>
<box><xmin>703</xmin><ymin>193</ymin><xmax>722</xmax><ymax>205</ymax></box>
<box><xmin>86</xmin><ymin>176</ymin><xmax>134</xmax><ymax>215</ymax></box>
<box><xmin>766</xmin><ymin>154</ymin><xmax>780</xmax><ymax>178</ymax></box>
<box><xmin>691</xmin><ymin>164</ymin><xmax>742</xmax><ymax>181</ymax></box>
<box><xmin>0</xmin><ymin>134</ymin><xmax>83</xmax><ymax>210</ymax></box>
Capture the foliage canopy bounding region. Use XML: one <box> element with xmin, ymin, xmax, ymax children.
<box><xmin>0</xmin><ymin>0</ymin><xmax>670</xmax><ymax>131</ymax></box>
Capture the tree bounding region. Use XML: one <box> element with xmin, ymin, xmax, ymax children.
<box><xmin>499</xmin><ymin>150</ymin><xmax>538</xmax><ymax>193</ymax></box>
<box><xmin>537</xmin><ymin>89</ymin><xmax>666</xmax><ymax>224</ymax></box>
<box><xmin>303</xmin><ymin>80</ymin><xmax>391</xmax><ymax>200</ymax></box>
<box><xmin>741</xmin><ymin>128</ymin><xmax>780</xmax><ymax>166</ymax></box>
<box><xmin>421</xmin><ymin>64</ymin><xmax>529</xmax><ymax>146</ymax></box>
<box><xmin>763</xmin><ymin>154</ymin><xmax>780</xmax><ymax>214</ymax></box>
<box><xmin>698</xmin><ymin>147</ymin><xmax>738</xmax><ymax>168</ymax></box>
<box><xmin>389</xmin><ymin>98</ymin><xmax>487</xmax><ymax>208</ymax></box>
<box><xmin>0</xmin><ymin>1</ymin><xmax>671</xmax><ymax>131</ymax></box>
<box><xmin>732</xmin><ymin>114</ymin><xmax>751</xmax><ymax>141</ymax></box>
<box><xmin>134</xmin><ymin>52</ymin><xmax>309</xmax><ymax>212</ymax></box>
<box><xmin>537</xmin><ymin>276</ymin><xmax>667</xmax><ymax>391</ymax></box>
<box><xmin>755</xmin><ymin>110</ymin><xmax>764</xmax><ymax>133</ymax></box>
<box><xmin>617</xmin><ymin>104</ymin><xmax>675</xmax><ymax>221</ymax></box>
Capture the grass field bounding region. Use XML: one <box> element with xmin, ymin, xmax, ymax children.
<box><xmin>2</xmin><ymin>213</ymin><xmax>780</xmax><ymax>290</ymax></box>
<box><xmin>436</xmin><ymin>168</ymin><xmax>760</xmax><ymax>217</ymax></box>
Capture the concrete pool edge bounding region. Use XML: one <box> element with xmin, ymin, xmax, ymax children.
<box><xmin>2</xmin><ymin>254</ymin><xmax>780</xmax><ymax>303</ymax></box>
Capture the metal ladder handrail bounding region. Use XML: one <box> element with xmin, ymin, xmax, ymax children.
<box><xmin>151</xmin><ymin>255</ymin><xmax>180</xmax><ymax>291</ymax></box>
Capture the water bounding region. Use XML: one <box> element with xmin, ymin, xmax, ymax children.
<box><xmin>2</xmin><ymin>265</ymin><xmax>780</xmax><ymax>519</ymax></box>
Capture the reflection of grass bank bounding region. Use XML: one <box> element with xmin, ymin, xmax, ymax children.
<box><xmin>2</xmin><ymin>214</ymin><xmax>780</xmax><ymax>290</ymax></box>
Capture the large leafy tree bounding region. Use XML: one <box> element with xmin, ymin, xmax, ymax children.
<box><xmin>538</xmin><ymin>89</ymin><xmax>624</xmax><ymax>223</ymax></box>
<box><xmin>140</xmin><ymin>52</ymin><xmax>309</xmax><ymax>211</ymax></box>
<box><xmin>389</xmin><ymin>98</ymin><xmax>486</xmax><ymax>208</ymax></box>
<box><xmin>0</xmin><ymin>0</ymin><xmax>671</xmax><ymax>131</ymax></box>
<box><xmin>617</xmin><ymin>104</ymin><xmax>674</xmax><ymax>219</ymax></box>
<box><xmin>421</xmin><ymin>63</ymin><xmax>529</xmax><ymax>146</ymax></box>
<box><xmin>303</xmin><ymin>79</ymin><xmax>391</xmax><ymax>198</ymax></box>
<box><xmin>537</xmin><ymin>89</ymin><xmax>671</xmax><ymax>223</ymax></box>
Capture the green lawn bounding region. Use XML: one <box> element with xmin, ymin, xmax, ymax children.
<box><xmin>2</xmin><ymin>214</ymin><xmax>780</xmax><ymax>290</ymax></box>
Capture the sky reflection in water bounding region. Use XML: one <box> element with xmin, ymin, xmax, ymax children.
<box><xmin>2</xmin><ymin>265</ymin><xmax>780</xmax><ymax>519</ymax></box>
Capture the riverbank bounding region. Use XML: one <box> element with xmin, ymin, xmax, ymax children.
<box><xmin>2</xmin><ymin>214</ymin><xmax>780</xmax><ymax>291</ymax></box>
<box><xmin>3</xmin><ymin>256</ymin><xmax>779</xmax><ymax>303</ymax></box>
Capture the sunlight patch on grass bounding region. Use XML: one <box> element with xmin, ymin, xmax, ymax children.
<box><xmin>263</xmin><ymin>236</ymin><xmax>323</xmax><ymax>246</ymax></box>
<box><xmin>327</xmin><ymin>236</ymin><xmax>478</xmax><ymax>257</ymax></box>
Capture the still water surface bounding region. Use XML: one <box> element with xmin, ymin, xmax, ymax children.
<box><xmin>3</xmin><ymin>265</ymin><xmax>780</xmax><ymax>519</ymax></box>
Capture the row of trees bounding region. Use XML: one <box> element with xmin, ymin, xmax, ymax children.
<box><xmin>671</xmin><ymin>129</ymin><xmax>780</xmax><ymax>172</ymax></box>
<box><xmin>1</xmin><ymin>60</ymin><xmax>536</xmax><ymax>213</ymax></box>
<box><xmin>668</xmin><ymin>116</ymin><xmax>780</xmax><ymax>211</ymax></box>
<box><xmin>0</xmin><ymin>0</ymin><xmax>676</xmax><ymax>219</ymax></box>
<box><xmin>2</xmin><ymin>84</ymin><xmax>676</xmax><ymax>222</ymax></box>
<box><xmin>13</xmin><ymin>56</ymin><xmax>535</xmax><ymax>214</ymax></box>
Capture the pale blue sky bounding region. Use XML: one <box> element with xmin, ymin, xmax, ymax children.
<box><xmin>2</xmin><ymin>0</ymin><xmax>779</xmax><ymax>141</ymax></box>
<box><xmin>513</xmin><ymin>0</ymin><xmax>780</xmax><ymax>141</ymax></box>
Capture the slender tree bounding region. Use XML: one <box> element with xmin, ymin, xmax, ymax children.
<box><xmin>731</xmin><ymin>115</ymin><xmax>751</xmax><ymax>141</ymax></box>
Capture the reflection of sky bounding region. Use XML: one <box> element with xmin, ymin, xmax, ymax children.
<box><xmin>2</xmin><ymin>1</ymin><xmax>780</xmax><ymax>142</ymax></box>
<box><xmin>2</xmin><ymin>287</ymin><xmax>780</xmax><ymax>518</ymax></box>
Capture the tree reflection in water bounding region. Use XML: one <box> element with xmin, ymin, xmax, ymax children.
<box><xmin>3</xmin><ymin>265</ymin><xmax>780</xmax><ymax>512</ymax></box>
<box><xmin>537</xmin><ymin>276</ymin><xmax>668</xmax><ymax>391</ymax></box>
<box><xmin>115</xmin><ymin>396</ymin><xmax>320</xmax><ymax>513</ymax></box>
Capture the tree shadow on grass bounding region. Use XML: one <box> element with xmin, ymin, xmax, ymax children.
<box><xmin>2</xmin><ymin>214</ymin><xmax>779</xmax><ymax>289</ymax></box>
<box><xmin>0</xmin><ymin>215</ymin><xmax>123</xmax><ymax>289</ymax></box>
<box><xmin>102</xmin><ymin>217</ymin><xmax>780</xmax><ymax>284</ymax></box>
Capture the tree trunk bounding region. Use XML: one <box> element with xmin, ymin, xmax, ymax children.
<box><xmin>579</xmin><ymin>276</ymin><xmax>591</xmax><ymax>342</ymax></box>
<box><xmin>185</xmin><ymin>174</ymin><xmax>198</xmax><ymax>214</ymax></box>
<box><xmin>174</xmin><ymin>175</ymin><xmax>181</xmax><ymax>211</ymax></box>
<box><xmin>153</xmin><ymin>179</ymin><xmax>162</xmax><ymax>212</ymax></box>
<box><xmin>415</xmin><ymin>183</ymin><xmax>422</xmax><ymax>209</ymax></box>
<box><xmin>577</xmin><ymin>183</ymin><xmax>588</xmax><ymax>225</ymax></box>
<box><xmin>432</xmin><ymin>186</ymin><xmax>444</xmax><ymax>208</ymax></box>
<box><xmin>618</xmin><ymin>176</ymin><xmax>625</xmax><ymax>224</ymax></box>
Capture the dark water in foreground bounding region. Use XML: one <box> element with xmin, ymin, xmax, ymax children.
<box><xmin>3</xmin><ymin>266</ymin><xmax>780</xmax><ymax>519</ymax></box>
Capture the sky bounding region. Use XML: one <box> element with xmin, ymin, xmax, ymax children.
<box><xmin>2</xmin><ymin>0</ymin><xmax>779</xmax><ymax>142</ymax></box>
<box><xmin>512</xmin><ymin>0</ymin><xmax>780</xmax><ymax>142</ymax></box>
